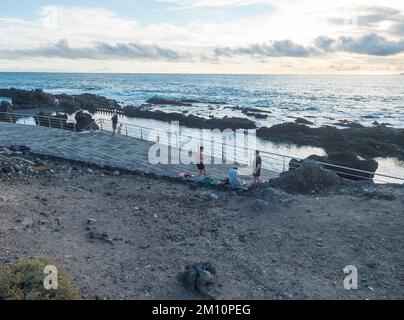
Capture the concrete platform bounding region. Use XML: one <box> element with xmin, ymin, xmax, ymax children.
<box><xmin>0</xmin><ymin>122</ymin><xmax>278</xmax><ymax>183</ymax></box>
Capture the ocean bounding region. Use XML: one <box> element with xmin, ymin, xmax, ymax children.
<box><xmin>1</xmin><ymin>72</ymin><xmax>403</xmax><ymax>128</ymax></box>
<box><xmin>1</xmin><ymin>72</ymin><xmax>403</xmax><ymax>180</ymax></box>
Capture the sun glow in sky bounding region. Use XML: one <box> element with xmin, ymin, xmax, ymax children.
<box><xmin>0</xmin><ymin>0</ymin><xmax>403</xmax><ymax>74</ymax></box>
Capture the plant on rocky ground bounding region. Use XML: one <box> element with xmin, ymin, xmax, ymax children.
<box><xmin>0</xmin><ymin>257</ymin><xmax>80</xmax><ymax>300</ymax></box>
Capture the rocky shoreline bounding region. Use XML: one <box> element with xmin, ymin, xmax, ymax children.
<box><xmin>257</xmin><ymin>122</ymin><xmax>404</xmax><ymax>160</ymax></box>
<box><xmin>1</xmin><ymin>88</ymin><xmax>404</xmax><ymax>180</ymax></box>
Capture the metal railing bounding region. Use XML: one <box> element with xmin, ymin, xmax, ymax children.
<box><xmin>0</xmin><ymin>111</ymin><xmax>77</xmax><ymax>131</ymax></box>
<box><xmin>90</xmin><ymin>118</ymin><xmax>404</xmax><ymax>184</ymax></box>
<box><xmin>1</xmin><ymin>112</ymin><xmax>403</xmax><ymax>184</ymax></box>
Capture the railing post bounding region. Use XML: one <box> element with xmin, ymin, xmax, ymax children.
<box><xmin>9</xmin><ymin>113</ymin><xmax>12</xmax><ymax>123</ymax></box>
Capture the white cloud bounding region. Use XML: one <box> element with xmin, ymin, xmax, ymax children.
<box><xmin>0</xmin><ymin>2</ymin><xmax>403</xmax><ymax>73</ymax></box>
<box><xmin>158</xmin><ymin>0</ymin><xmax>273</xmax><ymax>8</ymax></box>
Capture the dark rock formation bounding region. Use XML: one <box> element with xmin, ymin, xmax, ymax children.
<box><xmin>257</xmin><ymin>122</ymin><xmax>404</xmax><ymax>160</ymax></box>
<box><xmin>245</xmin><ymin>112</ymin><xmax>269</xmax><ymax>119</ymax></box>
<box><xmin>55</xmin><ymin>93</ymin><xmax>121</xmax><ymax>113</ymax></box>
<box><xmin>181</xmin><ymin>262</ymin><xmax>217</xmax><ymax>299</ymax></box>
<box><xmin>0</xmin><ymin>88</ymin><xmax>121</xmax><ymax>113</ymax></box>
<box><xmin>334</xmin><ymin>119</ymin><xmax>365</xmax><ymax>129</ymax></box>
<box><xmin>295</xmin><ymin>117</ymin><xmax>314</xmax><ymax>125</ymax></box>
<box><xmin>74</xmin><ymin>111</ymin><xmax>99</xmax><ymax>131</ymax></box>
<box><xmin>0</xmin><ymin>88</ymin><xmax>57</xmax><ymax>108</ymax></box>
<box><xmin>124</xmin><ymin>106</ymin><xmax>256</xmax><ymax>130</ymax></box>
<box><xmin>226</xmin><ymin>106</ymin><xmax>272</xmax><ymax>115</ymax></box>
<box><xmin>146</xmin><ymin>96</ymin><xmax>193</xmax><ymax>106</ymax></box>
<box><xmin>268</xmin><ymin>162</ymin><xmax>345</xmax><ymax>194</ymax></box>
<box><xmin>290</xmin><ymin>152</ymin><xmax>379</xmax><ymax>180</ymax></box>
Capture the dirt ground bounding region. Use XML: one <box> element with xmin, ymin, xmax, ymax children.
<box><xmin>0</xmin><ymin>159</ymin><xmax>403</xmax><ymax>300</ymax></box>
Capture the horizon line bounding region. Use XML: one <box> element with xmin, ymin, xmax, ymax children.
<box><xmin>0</xmin><ymin>71</ymin><xmax>401</xmax><ymax>76</ymax></box>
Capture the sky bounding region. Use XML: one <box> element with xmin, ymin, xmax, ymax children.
<box><xmin>0</xmin><ymin>0</ymin><xmax>403</xmax><ymax>74</ymax></box>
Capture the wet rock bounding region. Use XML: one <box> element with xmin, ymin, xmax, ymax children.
<box><xmin>56</xmin><ymin>93</ymin><xmax>121</xmax><ymax>113</ymax></box>
<box><xmin>226</xmin><ymin>106</ymin><xmax>272</xmax><ymax>114</ymax></box>
<box><xmin>0</xmin><ymin>88</ymin><xmax>121</xmax><ymax>113</ymax></box>
<box><xmin>335</xmin><ymin>120</ymin><xmax>365</xmax><ymax>129</ymax></box>
<box><xmin>75</xmin><ymin>111</ymin><xmax>99</xmax><ymax>131</ymax></box>
<box><xmin>257</xmin><ymin>122</ymin><xmax>404</xmax><ymax>160</ymax></box>
<box><xmin>0</xmin><ymin>88</ymin><xmax>57</xmax><ymax>108</ymax></box>
<box><xmin>295</xmin><ymin>117</ymin><xmax>314</xmax><ymax>125</ymax></box>
<box><xmin>123</xmin><ymin>106</ymin><xmax>256</xmax><ymax>130</ymax></box>
<box><xmin>245</xmin><ymin>112</ymin><xmax>269</xmax><ymax>119</ymax></box>
<box><xmin>146</xmin><ymin>96</ymin><xmax>193</xmax><ymax>106</ymax></box>
<box><xmin>269</xmin><ymin>162</ymin><xmax>344</xmax><ymax>194</ymax></box>
<box><xmin>290</xmin><ymin>152</ymin><xmax>379</xmax><ymax>181</ymax></box>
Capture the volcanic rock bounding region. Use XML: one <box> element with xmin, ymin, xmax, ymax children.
<box><xmin>146</xmin><ymin>96</ymin><xmax>193</xmax><ymax>106</ymax></box>
<box><xmin>268</xmin><ymin>162</ymin><xmax>344</xmax><ymax>194</ymax></box>
<box><xmin>74</xmin><ymin>111</ymin><xmax>99</xmax><ymax>131</ymax></box>
<box><xmin>124</xmin><ymin>106</ymin><xmax>256</xmax><ymax>130</ymax></box>
<box><xmin>257</xmin><ymin>122</ymin><xmax>404</xmax><ymax>160</ymax></box>
<box><xmin>181</xmin><ymin>262</ymin><xmax>217</xmax><ymax>298</ymax></box>
<box><xmin>290</xmin><ymin>152</ymin><xmax>379</xmax><ymax>181</ymax></box>
<box><xmin>0</xmin><ymin>88</ymin><xmax>57</xmax><ymax>108</ymax></box>
<box><xmin>295</xmin><ymin>117</ymin><xmax>314</xmax><ymax>125</ymax></box>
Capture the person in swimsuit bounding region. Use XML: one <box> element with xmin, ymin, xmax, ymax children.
<box><xmin>197</xmin><ymin>146</ymin><xmax>207</xmax><ymax>177</ymax></box>
<box><xmin>253</xmin><ymin>150</ymin><xmax>262</xmax><ymax>183</ymax></box>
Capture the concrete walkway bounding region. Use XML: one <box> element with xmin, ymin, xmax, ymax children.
<box><xmin>0</xmin><ymin>122</ymin><xmax>277</xmax><ymax>183</ymax></box>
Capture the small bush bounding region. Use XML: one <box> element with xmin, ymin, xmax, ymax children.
<box><xmin>0</xmin><ymin>257</ymin><xmax>80</xmax><ymax>300</ymax></box>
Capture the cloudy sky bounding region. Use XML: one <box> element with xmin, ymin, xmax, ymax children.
<box><xmin>0</xmin><ymin>0</ymin><xmax>403</xmax><ymax>74</ymax></box>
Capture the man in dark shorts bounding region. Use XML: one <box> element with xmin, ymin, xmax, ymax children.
<box><xmin>197</xmin><ymin>146</ymin><xmax>206</xmax><ymax>177</ymax></box>
<box><xmin>253</xmin><ymin>150</ymin><xmax>262</xmax><ymax>183</ymax></box>
<box><xmin>111</xmin><ymin>112</ymin><xmax>118</xmax><ymax>134</ymax></box>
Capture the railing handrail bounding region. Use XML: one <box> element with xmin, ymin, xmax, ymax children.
<box><xmin>2</xmin><ymin>112</ymin><xmax>403</xmax><ymax>183</ymax></box>
<box><xmin>0</xmin><ymin>110</ymin><xmax>77</xmax><ymax>132</ymax></box>
<box><xmin>94</xmin><ymin>117</ymin><xmax>404</xmax><ymax>183</ymax></box>
<box><xmin>0</xmin><ymin>111</ymin><xmax>76</xmax><ymax>123</ymax></box>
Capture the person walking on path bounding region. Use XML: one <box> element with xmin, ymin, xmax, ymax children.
<box><xmin>196</xmin><ymin>146</ymin><xmax>207</xmax><ymax>177</ymax></box>
<box><xmin>253</xmin><ymin>150</ymin><xmax>262</xmax><ymax>183</ymax></box>
<box><xmin>111</xmin><ymin>112</ymin><xmax>118</xmax><ymax>134</ymax></box>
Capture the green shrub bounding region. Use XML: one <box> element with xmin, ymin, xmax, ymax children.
<box><xmin>0</xmin><ymin>257</ymin><xmax>80</xmax><ymax>300</ymax></box>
